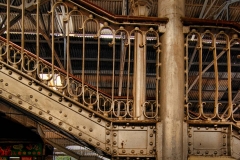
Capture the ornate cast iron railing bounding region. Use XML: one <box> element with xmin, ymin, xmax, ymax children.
<box><xmin>0</xmin><ymin>0</ymin><xmax>163</xmax><ymax>121</ymax></box>
<box><xmin>185</xmin><ymin>28</ymin><xmax>240</xmax><ymax>122</ymax></box>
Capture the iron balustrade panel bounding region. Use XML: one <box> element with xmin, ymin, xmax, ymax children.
<box><xmin>0</xmin><ymin>0</ymin><xmax>161</xmax><ymax>121</ymax></box>
<box><xmin>185</xmin><ymin>28</ymin><xmax>240</xmax><ymax>122</ymax></box>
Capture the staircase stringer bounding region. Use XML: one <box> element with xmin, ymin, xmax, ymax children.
<box><xmin>0</xmin><ymin>63</ymin><xmax>112</xmax><ymax>155</ymax></box>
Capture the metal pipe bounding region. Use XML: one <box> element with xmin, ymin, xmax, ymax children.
<box><xmin>181</xmin><ymin>17</ymin><xmax>240</xmax><ymax>31</ymax></box>
<box><xmin>158</xmin><ymin>0</ymin><xmax>185</xmax><ymax>159</ymax></box>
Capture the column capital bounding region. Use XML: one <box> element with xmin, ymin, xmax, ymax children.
<box><xmin>130</xmin><ymin>0</ymin><xmax>153</xmax><ymax>16</ymax></box>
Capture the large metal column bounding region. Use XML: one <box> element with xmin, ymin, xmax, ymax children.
<box><xmin>158</xmin><ymin>0</ymin><xmax>185</xmax><ymax>159</ymax></box>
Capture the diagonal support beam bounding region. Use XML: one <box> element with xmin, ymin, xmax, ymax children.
<box><xmin>214</xmin><ymin>0</ymin><xmax>240</xmax><ymax>20</ymax></box>
<box><xmin>45</xmin><ymin>139</ymin><xmax>82</xmax><ymax>160</ymax></box>
<box><xmin>199</xmin><ymin>0</ymin><xmax>208</xmax><ymax>18</ymax></box>
<box><xmin>26</xmin><ymin>13</ymin><xmax>64</xmax><ymax>69</ymax></box>
<box><xmin>202</xmin><ymin>0</ymin><xmax>217</xmax><ymax>19</ymax></box>
<box><xmin>0</xmin><ymin>13</ymin><xmax>22</xmax><ymax>35</ymax></box>
<box><xmin>188</xmin><ymin>48</ymin><xmax>227</xmax><ymax>93</ymax></box>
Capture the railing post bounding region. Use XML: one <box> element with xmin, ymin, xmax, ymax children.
<box><xmin>158</xmin><ymin>0</ymin><xmax>185</xmax><ymax>159</ymax></box>
<box><xmin>131</xmin><ymin>0</ymin><xmax>153</xmax><ymax>120</ymax></box>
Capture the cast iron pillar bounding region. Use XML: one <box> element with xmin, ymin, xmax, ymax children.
<box><xmin>158</xmin><ymin>0</ymin><xmax>185</xmax><ymax>159</ymax></box>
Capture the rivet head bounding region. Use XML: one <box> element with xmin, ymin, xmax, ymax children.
<box><xmin>223</xmin><ymin>134</ymin><xmax>226</xmax><ymax>138</ymax></box>
<box><xmin>5</xmin><ymin>83</ymin><xmax>8</xmax><ymax>86</ymax></box>
<box><xmin>38</xmin><ymin>87</ymin><xmax>42</xmax><ymax>91</ymax></box>
<box><xmin>96</xmin><ymin>142</ymin><xmax>100</xmax><ymax>146</ymax></box>
<box><xmin>8</xmin><ymin>95</ymin><xmax>12</xmax><ymax>99</ymax></box>
<box><xmin>59</xmin><ymin>110</ymin><xmax>62</xmax><ymax>113</ymax></box>
<box><xmin>28</xmin><ymin>82</ymin><xmax>32</xmax><ymax>85</ymax></box>
<box><xmin>223</xmin><ymin>143</ymin><xmax>226</xmax><ymax>146</ymax></box>
<box><xmin>206</xmin><ymin>127</ymin><xmax>209</xmax><ymax>130</ymax></box>
<box><xmin>113</xmin><ymin>141</ymin><xmax>117</xmax><ymax>145</ymax></box>
<box><xmin>35</xmin><ymin>99</ymin><xmax>38</xmax><ymax>102</ymax></box>
<box><xmin>78</xmin><ymin>132</ymin><xmax>82</xmax><ymax>136</ymax></box>
<box><xmin>132</xmin><ymin>126</ymin><xmax>135</xmax><ymax>129</ymax></box>
<box><xmin>83</xmin><ymin>126</ymin><xmax>86</xmax><ymax>129</ymax></box>
<box><xmin>140</xmin><ymin>150</ymin><xmax>144</xmax><ymax>154</ymax></box>
<box><xmin>113</xmin><ymin>133</ymin><xmax>117</xmax><ymax>137</ymax></box>
<box><xmin>0</xmin><ymin>79</ymin><xmax>3</xmax><ymax>82</ymax></box>
<box><xmin>113</xmin><ymin>125</ymin><xmax>117</xmax><ymax>128</ymax></box>
<box><xmin>89</xmin><ymin>138</ymin><xmax>92</xmax><ymax>142</ymax></box>
<box><xmin>106</xmin><ymin>139</ymin><xmax>110</xmax><ymax>143</ymax></box>
<box><xmin>188</xmin><ymin>142</ymin><xmax>192</xmax><ymax>146</ymax></box>
<box><xmin>149</xmin><ymin>150</ymin><xmax>153</xmax><ymax>154</ymax></box>
<box><xmin>68</xmin><ymin>103</ymin><xmax>72</xmax><ymax>107</ymax></box>
<box><xmin>188</xmin><ymin>134</ymin><xmax>192</xmax><ymax>138</ymax></box>
<box><xmin>29</xmin><ymin>106</ymin><xmax>32</xmax><ymax>110</ymax></box>
<box><xmin>188</xmin><ymin>150</ymin><xmax>191</xmax><ymax>154</ymax></box>
<box><xmin>78</xmin><ymin>108</ymin><xmax>82</xmax><ymax>112</ymax></box>
<box><xmin>18</xmin><ymin>76</ymin><xmax>22</xmax><ymax>80</ymax></box>
<box><xmin>106</xmin><ymin>131</ymin><xmax>110</xmax><ymax>135</ymax></box>
<box><xmin>197</xmin><ymin>150</ymin><xmax>200</xmax><ymax>154</ymax></box>
<box><xmin>69</xmin><ymin>127</ymin><xmax>72</xmax><ymax>131</ymax></box>
<box><xmin>106</xmin><ymin>123</ymin><xmax>110</xmax><ymax>127</ymax></box>
<box><xmin>149</xmin><ymin>142</ymin><xmax>153</xmax><ymax>145</ymax></box>
<box><xmin>150</xmin><ymin>126</ymin><xmax>153</xmax><ymax>129</ymax></box>
<box><xmin>18</xmin><ymin>101</ymin><xmax>22</xmax><ymax>104</ymax></box>
<box><xmin>131</xmin><ymin>150</ymin><xmax>135</xmax><ymax>153</ymax></box>
<box><xmin>8</xmin><ymin>71</ymin><xmax>12</xmax><ymax>75</ymax></box>
<box><xmin>197</xmin><ymin>127</ymin><xmax>200</xmax><ymax>130</ymax></box>
<box><xmin>89</xmin><ymin>113</ymin><xmax>92</xmax><ymax>118</ymax></box>
<box><xmin>59</xmin><ymin>122</ymin><xmax>62</xmax><ymax>125</ymax></box>
<box><xmin>140</xmin><ymin>126</ymin><xmax>144</xmax><ymax>129</ymax></box>
<box><xmin>30</xmin><ymin>95</ymin><xmax>33</xmax><ymax>98</ymax></box>
<box><xmin>58</xmin><ymin>98</ymin><xmax>62</xmax><ymax>102</ymax></box>
<box><xmin>224</xmin><ymin>151</ymin><xmax>227</xmax><ymax>154</ymax></box>
<box><xmin>64</xmin><ymin>114</ymin><xmax>67</xmax><ymax>117</ymax></box>
<box><xmin>0</xmin><ymin>90</ymin><xmax>2</xmax><ymax>94</ymax></box>
<box><xmin>205</xmin><ymin>151</ymin><xmax>209</xmax><ymax>154</ymax></box>
<box><xmin>89</xmin><ymin>128</ymin><xmax>93</xmax><ymax>132</ymax></box>
<box><xmin>39</xmin><ymin>111</ymin><xmax>42</xmax><ymax>115</ymax></box>
<box><xmin>214</xmin><ymin>151</ymin><xmax>217</xmax><ymax>154</ymax></box>
<box><xmin>47</xmin><ymin>110</ymin><xmax>50</xmax><ymax>113</ymax></box>
<box><xmin>97</xmin><ymin>118</ymin><xmax>101</xmax><ymax>122</ymax></box>
<box><xmin>48</xmin><ymin>92</ymin><xmax>52</xmax><ymax>96</ymax></box>
<box><xmin>150</xmin><ymin>134</ymin><xmax>153</xmax><ymax>137</ymax></box>
<box><xmin>113</xmin><ymin>149</ymin><xmax>117</xmax><ymax>154</ymax></box>
<box><xmin>49</xmin><ymin>117</ymin><xmax>52</xmax><ymax>120</ymax></box>
<box><xmin>106</xmin><ymin>147</ymin><xmax>110</xmax><ymax>151</ymax></box>
<box><xmin>122</xmin><ymin>150</ymin><xmax>126</xmax><ymax>153</ymax></box>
